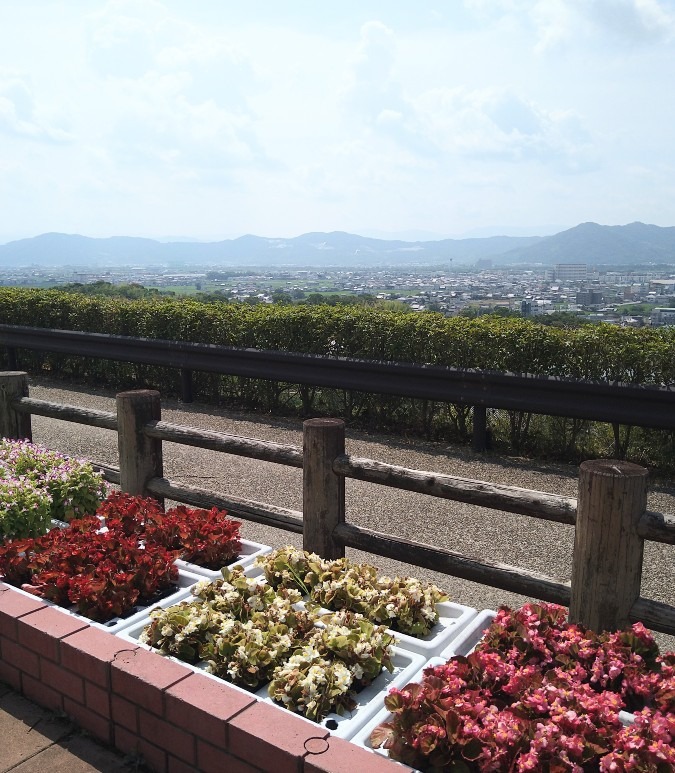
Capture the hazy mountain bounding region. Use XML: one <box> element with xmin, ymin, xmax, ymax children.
<box><xmin>0</xmin><ymin>222</ymin><xmax>673</xmax><ymax>268</ymax></box>
<box><xmin>499</xmin><ymin>222</ymin><xmax>675</xmax><ymax>265</ymax></box>
<box><xmin>0</xmin><ymin>230</ymin><xmax>542</xmax><ymax>267</ymax></box>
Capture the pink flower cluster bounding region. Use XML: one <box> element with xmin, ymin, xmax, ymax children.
<box><xmin>371</xmin><ymin>603</ymin><xmax>674</xmax><ymax>772</ymax></box>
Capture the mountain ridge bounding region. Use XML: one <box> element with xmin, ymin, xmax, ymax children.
<box><xmin>0</xmin><ymin>222</ymin><xmax>673</xmax><ymax>268</ymax></box>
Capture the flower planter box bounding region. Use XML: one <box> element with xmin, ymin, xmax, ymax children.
<box><xmin>118</xmin><ymin>602</ymin><xmax>426</xmax><ymax>740</ymax></box>
<box><xmin>243</xmin><ymin>565</ymin><xmax>477</xmax><ymax>657</ymax></box>
<box><xmin>6</xmin><ymin>569</ymin><xmax>202</xmax><ymax>634</ymax></box>
<box><xmin>174</xmin><ymin>538</ymin><xmax>272</xmax><ymax>578</ymax></box>
<box><xmin>388</xmin><ymin>602</ymin><xmax>477</xmax><ymax>657</ymax></box>
<box><xmin>256</xmin><ymin>646</ymin><xmax>425</xmax><ymax>740</ymax></box>
<box><xmin>438</xmin><ymin>607</ymin><xmax>497</xmax><ymax>658</ymax></box>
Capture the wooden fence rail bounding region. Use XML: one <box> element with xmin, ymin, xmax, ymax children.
<box><xmin>1</xmin><ymin>370</ymin><xmax>674</xmax><ymax>636</ymax></box>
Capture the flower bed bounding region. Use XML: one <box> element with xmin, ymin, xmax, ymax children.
<box><xmin>8</xmin><ymin>567</ymin><xmax>202</xmax><ymax>633</ymax></box>
<box><xmin>254</xmin><ymin>546</ymin><xmax>475</xmax><ymax>655</ymax></box>
<box><xmin>0</xmin><ymin>506</ymin><xmax>205</xmax><ymax>631</ymax></box>
<box><xmin>117</xmin><ymin>566</ymin><xmax>426</xmax><ymax>738</ymax></box>
<box><xmin>96</xmin><ymin>492</ymin><xmax>270</xmax><ymax>574</ymax></box>
<box><xmin>0</xmin><ymin>490</ymin><xmax>270</xmax><ymax>635</ymax></box>
<box><xmin>366</xmin><ymin>603</ymin><xmax>675</xmax><ymax>772</ymax></box>
<box><xmin>0</xmin><ymin>439</ymin><xmax>106</xmax><ymax>537</ymax></box>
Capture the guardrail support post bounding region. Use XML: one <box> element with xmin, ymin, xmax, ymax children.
<box><xmin>569</xmin><ymin>459</ymin><xmax>647</xmax><ymax>632</ymax></box>
<box><xmin>0</xmin><ymin>371</ymin><xmax>32</xmax><ymax>441</ymax></box>
<box><xmin>303</xmin><ymin>418</ymin><xmax>345</xmax><ymax>559</ymax></box>
<box><xmin>180</xmin><ymin>369</ymin><xmax>193</xmax><ymax>403</ymax></box>
<box><xmin>472</xmin><ymin>405</ymin><xmax>487</xmax><ymax>452</ymax></box>
<box><xmin>117</xmin><ymin>390</ymin><xmax>164</xmax><ymax>503</ymax></box>
<box><xmin>6</xmin><ymin>348</ymin><xmax>18</xmax><ymax>370</ymax></box>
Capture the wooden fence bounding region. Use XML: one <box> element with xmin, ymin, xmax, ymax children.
<box><xmin>1</xmin><ymin>370</ymin><xmax>674</xmax><ymax>637</ymax></box>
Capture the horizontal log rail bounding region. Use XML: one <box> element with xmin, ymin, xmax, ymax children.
<box><xmin>145</xmin><ymin>477</ymin><xmax>304</xmax><ymax>534</ymax></box>
<box><xmin>334</xmin><ymin>522</ymin><xmax>572</xmax><ymax>606</ymax></box>
<box><xmin>95</xmin><ymin>462</ymin><xmax>120</xmax><ymax>485</ymax></box>
<box><xmin>333</xmin><ymin>453</ymin><xmax>577</xmax><ymax>525</ymax></box>
<box><xmin>143</xmin><ymin>420</ymin><xmax>303</xmax><ymax>467</ymax></box>
<box><xmin>13</xmin><ymin>396</ymin><xmax>118</xmax><ymax>431</ymax></box>
<box><xmin>637</xmin><ymin>509</ymin><xmax>675</xmax><ymax>545</ymax></box>
<box><xmin>631</xmin><ymin>598</ymin><xmax>675</xmax><ymax>636</ymax></box>
<box><xmin>334</xmin><ymin>454</ymin><xmax>675</xmax><ymax>545</ymax></box>
<box><xmin>3</xmin><ymin>323</ymin><xmax>675</xmax><ymax>429</ymax></box>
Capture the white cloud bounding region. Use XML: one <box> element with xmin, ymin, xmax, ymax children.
<box><xmin>0</xmin><ymin>72</ymin><xmax>73</xmax><ymax>143</ymax></box>
<box><xmin>0</xmin><ymin>2</ymin><xmax>672</xmax><ymax>238</ymax></box>
<box><xmin>463</xmin><ymin>0</ymin><xmax>675</xmax><ymax>52</ymax></box>
<box><xmin>586</xmin><ymin>0</ymin><xmax>675</xmax><ymax>43</ymax></box>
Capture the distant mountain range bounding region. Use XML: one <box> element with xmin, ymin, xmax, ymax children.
<box><xmin>1</xmin><ymin>222</ymin><xmax>674</xmax><ymax>268</ymax></box>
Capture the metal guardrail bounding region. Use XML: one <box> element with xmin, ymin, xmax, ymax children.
<box><xmin>2</xmin><ymin>323</ymin><xmax>675</xmax><ymax>430</ymax></box>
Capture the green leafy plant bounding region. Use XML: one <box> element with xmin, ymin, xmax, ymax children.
<box><xmin>0</xmin><ymin>473</ymin><xmax>53</xmax><ymax>539</ymax></box>
<box><xmin>257</xmin><ymin>547</ymin><xmax>449</xmax><ymax>637</ymax></box>
<box><xmin>0</xmin><ymin>439</ymin><xmax>107</xmax><ymax>524</ymax></box>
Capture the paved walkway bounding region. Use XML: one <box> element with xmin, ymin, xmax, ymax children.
<box><xmin>0</xmin><ymin>683</ymin><xmax>142</xmax><ymax>773</ymax></box>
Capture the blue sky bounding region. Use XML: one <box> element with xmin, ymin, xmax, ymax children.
<box><xmin>1</xmin><ymin>0</ymin><xmax>674</xmax><ymax>242</ymax></box>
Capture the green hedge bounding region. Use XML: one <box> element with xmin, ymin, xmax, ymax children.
<box><xmin>1</xmin><ymin>289</ymin><xmax>674</xmax><ymax>469</ymax></box>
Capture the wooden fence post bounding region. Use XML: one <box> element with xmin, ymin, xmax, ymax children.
<box><xmin>0</xmin><ymin>371</ymin><xmax>32</xmax><ymax>441</ymax></box>
<box><xmin>569</xmin><ymin>459</ymin><xmax>648</xmax><ymax>632</ymax></box>
<box><xmin>303</xmin><ymin>418</ymin><xmax>345</xmax><ymax>559</ymax></box>
<box><xmin>116</xmin><ymin>390</ymin><xmax>164</xmax><ymax>502</ymax></box>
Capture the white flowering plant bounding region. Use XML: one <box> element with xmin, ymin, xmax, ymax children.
<box><xmin>256</xmin><ymin>545</ymin><xmax>350</xmax><ymax>596</ymax></box>
<box><xmin>256</xmin><ymin>547</ymin><xmax>449</xmax><ymax>637</ymax></box>
<box><xmin>267</xmin><ymin>646</ymin><xmax>356</xmax><ymax>721</ymax></box>
<box><xmin>140</xmin><ymin>568</ymin><xmax>398</xmax><ymax>721</ymax></box>
<box><xmin>141</xmin><ymin>567</ymin><xmax>316</xmax><ymax>689</ymax></box>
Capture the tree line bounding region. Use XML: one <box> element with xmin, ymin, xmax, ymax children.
<box><xmin>0</xmin><ymin>288</ymin><xmax>673</xmax><ymax>471</ymax></box>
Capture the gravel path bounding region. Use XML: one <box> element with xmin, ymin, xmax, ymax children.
<box><xmin>25</xmin><ymin>377</ymin><xmax>675</xmax><ymax>650</ymax></box>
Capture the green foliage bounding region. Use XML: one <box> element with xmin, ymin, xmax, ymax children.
<box><xmin>1</xmin><ymin>288</ymin><xmax>674</xmax><ymax>470</ymax></box>
<box><xmin>55</xmin><ymin>280</ymin><xmax>174</xmax><ymax>300</ymax></box>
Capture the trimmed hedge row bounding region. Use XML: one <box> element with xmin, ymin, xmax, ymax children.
<box><xmin>1</xmin><ymin>289</ymin><xmax>674</xmax><ymax>469</ymax></box>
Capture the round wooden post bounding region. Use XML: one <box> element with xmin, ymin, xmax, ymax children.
<box><xmin>303</xmin><ymin>418</ymin><xmax>345</xmax><ymax>559</ymax></box>
<box><xmin>570</xmin><ymin>459</ymin><xmax>648</xmax><ymax>632</ymax></box>
<box><xmin>116</xmin><ymin>390</ymin><xmax>164</xmax><ymax>501</ymax></box>
<box><xmin>0</xmin><ymin>371</ymin><xmax>32</xmax><ymax>440</ymax></box>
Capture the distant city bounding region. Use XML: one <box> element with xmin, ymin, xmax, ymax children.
<box><xmin>3</xmin><ymin>260</ymin><xmax>675</xmax><ymax>328</ymax></box>
<box><xmin>1</xmin><ymin>222</ymin><xmax>674</xmax><ymax>327</ymax></box>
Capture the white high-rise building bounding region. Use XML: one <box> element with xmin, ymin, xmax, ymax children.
<box><xmin>555</xmin><ymin>264</ymin><xmax>588</xmax><ymax>282</ymax></box>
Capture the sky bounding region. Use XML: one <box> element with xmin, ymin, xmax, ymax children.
<box><xmin>1</xmin><ymin>0</ymin><xmax>674</xmax><ymax>243</ymax></box>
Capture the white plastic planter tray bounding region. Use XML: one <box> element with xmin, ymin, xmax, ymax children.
<box><xmin>438</xmin><ymin>608</ymin><xmax>497</xmax><ymax>659</ymax></box>
<box><xmin>174</xmin><ymin>539</ymin><xmax>272</xmax><ymax>578</ymax></box>
<box><xmin>118</xmin><ymin>602</ymin><xmax>425</xmax><ymax>741</ymax></box>
<box><xmin>5</xmin><ymin>569</ymin><xmax>202</xmax><ymax>635</ymax></box>
<box><xmin>242</xmin><ymin>565</ymin><xmax>477</xmax><ymax>658</ymax></box>
<box><xmin>256</xmin><ymin>646</ymin><xmax>425</xmax><ymax>741</ymax></box>
<box><xmin>387</xmin><ymin>602</ymin><xmax>477</xmax><ymax>657</ymax></box>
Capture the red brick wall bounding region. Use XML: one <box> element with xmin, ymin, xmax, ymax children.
<box><xmin>0</xmin><ymin>583</ymin><xmax>408</xmax><ymax>773</ymax></box>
